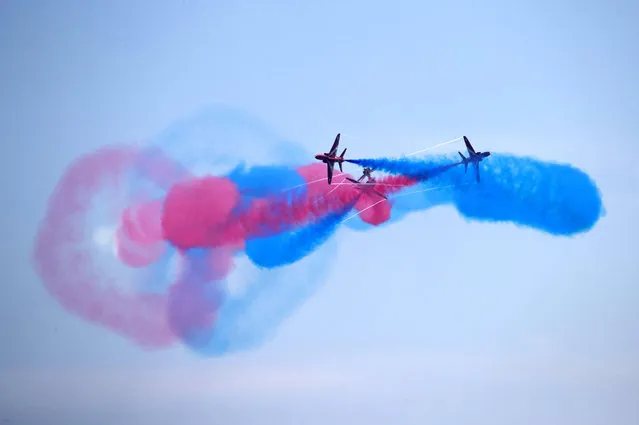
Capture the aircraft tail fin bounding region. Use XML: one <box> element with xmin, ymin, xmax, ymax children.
<box><xmin>338</xmin><ymin>148</ymin><xmax>346</xmax><ymax>172</ymax></box>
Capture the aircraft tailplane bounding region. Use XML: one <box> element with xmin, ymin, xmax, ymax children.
<box><xmin>458</xmin><ymin>151</ymin><xmax>468</xmax><ymax>172</ymax></box>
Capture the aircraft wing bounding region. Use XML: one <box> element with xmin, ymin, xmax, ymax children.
<box><xmin>345</xmin><ymin>177</ymin><xmax>359</xmax><ymax>184</ymax></box>
<box><xmin>464</xmin><ymin>136</ymin><xmax>476</xmax><ymax>154</ymax></box>
<box><xmin>374</xmin><ymin>189</ymin><xmax>388</xmax><ymax>199</ymax></box>
<box><xmin>327</xmin><ymin>162</ymin><xmax>334</xmax><ymax>184</ymax></box>
<box><xmin>329</xmin><ymin>133</ymin><xmax>340</xmax><ymax>156</ymax></box>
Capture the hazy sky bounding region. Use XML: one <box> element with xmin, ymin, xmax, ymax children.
<box><xmin>1</xmin><ymin>0</ymin><xmax>638</xmax><ymax>424</ymax></box>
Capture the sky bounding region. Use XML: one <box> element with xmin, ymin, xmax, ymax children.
<box><xmin>1</xmin><ymin>0</ymin><xmax>638</xmax><ymax>424</ymax></box>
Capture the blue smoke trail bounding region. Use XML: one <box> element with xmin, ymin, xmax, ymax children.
<box><xmin>348</xmin><ymin>153</ymin><xmax>603</xmax><ymax>235</ymax></box>
<box><xmin>246</xmin><ymin>204</ymin><xmax>355</xmax><ymax>269</ymax></box>
<box><xmin>348</xmin><ymin>155</ymin><xmax>460</xmax><ymax>180</ymax></box>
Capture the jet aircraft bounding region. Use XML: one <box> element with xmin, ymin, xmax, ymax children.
<box><xmin>356</xmin><ymin>167</ymin><xmax>375</xmax><ymax>182</ymax></box>
<box><xmin>315</xmin><ymin>133</ymin><xmax>347</xmax><ymax>185</ymax></box>
<box><xmin>458</xmin><ymin>136</ymin><xmax>491</xmax><ymax>182</ymax></box>
<box><xmin>345</xmin><ymin>175</ymin><xmax>388</xmax><ymax>200</ymax></box>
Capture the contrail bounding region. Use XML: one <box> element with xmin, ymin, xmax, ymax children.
<box><xmin>404</xmin><ymin>136</ymin><xmax>462</xmax><ymax>157</ymax></box>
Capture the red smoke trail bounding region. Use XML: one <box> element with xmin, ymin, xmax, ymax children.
<box><xmin>32</xmin><ymin>146</ymin><xmax>181</xmax><ymax>347</ymax></box>
<box><xmin>159</xmin><ymin>170</ymin><xmax>357</xmax><ymax>250</ymax></box>
<box><xmin>160</xmin><ymin>163</ymin><xmax>419</xmax><ymax>251</ymax></box>
<box><xmin>161</xmin><ymin>175</ymin><xmax>243</xmax><ymax>250</ymax></box>
<box><xmin>116</xmin><ymin>200</ymin><xmax>167</xmax><ymax>267</ymax></box>
<box><xmin>114</xmin><ymin>145</ymin><xmax>196</xmax><ymax>266</ymax></box>
<box><xmin>350</xmin><ymin>173</ymin><xmax>418</xmax><ymax>225</ymax></box>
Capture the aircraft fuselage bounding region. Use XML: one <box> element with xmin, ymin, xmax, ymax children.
<box><xmin>317</xmin><ymin>133</ymin><xmax>347</xmax><ymax>184</ymax></box>
<box><xmin>315</xmin><ymin>153</ymin><xmax>341</xmax><ymax>163</ymax></box>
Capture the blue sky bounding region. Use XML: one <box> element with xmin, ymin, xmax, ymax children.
<box><xmin>1</xmin><ymin>0</ymin><xmax>638</xmax><ymax>424</ymax></box>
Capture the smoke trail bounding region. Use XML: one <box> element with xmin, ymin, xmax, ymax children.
<box><xmin>295</xmin><ymin>163</ymin><xmax>417</xmax><ymax>227</ymax></box>
<box><xmin>160</xmin><ymin>175</ymin><xmax>242</xmax><ymax>250</ymax></box>
<box><xmin>348</xmin><ymin>155</ymin><xmax>460</xmax><ymax>180</ymax></box>
<box><xmin>344</xmin><ymin>155</ymin><xmax>460</xmax><ymax>230</ymax></box>
<box><xmin>140</xmin><ymin>104</ymin><xmax>345</xmax><ymax>356</ymax></box>
<box><xmin>348</xmin><ymin>153</ymin><xmax>603</xmax><ymax>235</ymax></box>
<box><xmin>32</xmin><ymin>146</ymin><xmax>178</xmax><ymax>348</ymax></box>
<box><xmin>159</xmin><ymin>164</ymin><xmax>417</xmax><ymax>252</ymax></box>
<box><xmin>172</xmin><ymin>207</ymin><xmax>354</xmax><ymax>356</ymax></box>
<box><xmin>166</xmin><ymin>248</ymin><xmax>226</xmax><ymax>346</ymax></box>
<box><xmin>32</xmin><ymin>102</ymin><xmax>605</xmax><ymax>358</ymax></box>
<box><xmin>245</xmin><ymin>202</ymin><xmax>356</xmax><ymax>269</ymax></box>
<box><xmin>149</xmin><ymin>106</ymin><xmax>416</xmax><ymax>356</ymax></box>
<box><xmin>156</xmin><ymin>160</ymin><xmax>418</xmax><ymax>355</ymax></box>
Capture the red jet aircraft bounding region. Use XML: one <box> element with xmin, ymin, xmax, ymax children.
<box><xmin>355</xmin><ymin>167</ymin><xmax>375</xmax><ymax>182</ymax></box>
<box><xmin>345</xmin><ymin>169</ymin><xmax>387</xmax><ymax>200</ymax></box>
<box><xmin>315</xmin><ymin>133</ymin><xmax>347</xmax><ymax>184</ymax></box>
